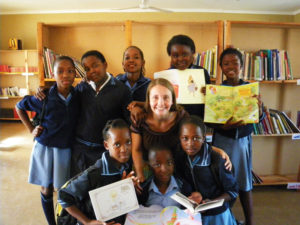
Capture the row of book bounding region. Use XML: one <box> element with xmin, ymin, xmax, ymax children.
<box><xmin>0</xmin><ymin>65</ymin><xmax>38</xmax><ymax>73</ymax></box>
<box><xmin>0</xmin><ymin>108</ymin><xmax>34</xmax><ymax>119</ymax></box>
<box><xmin>253</xmin><ymin>107</ymin><xmax>300</xmax><ymax>135</ymax></box>
<box><xmin>240</xmin><ymin>49</ymin><xmax>293</xmax><ymax>81</ymax></box>
<box><xmin>0</xmin><ymin>87</ymin><xmax>28</xmax><ymax>97</ymax></box>
<box><xmin>43</xmin><ymin>47</ymin><xmax>85</xmax><ymax>79</ymax></box>
<box><xmin>194</xmin><ymin>45</ymin><xmax>218</xmax><ymax>79</ymax></box>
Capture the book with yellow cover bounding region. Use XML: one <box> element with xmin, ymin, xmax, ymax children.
<box><xmin>204</xmin><ymin>82</ymin><xmax>259</xmax><ymax>124</ymax></box>
<box><xmin>154</xmin><ymin>69</ymin><xmax>206</xmax><ymax>104</ymax></box>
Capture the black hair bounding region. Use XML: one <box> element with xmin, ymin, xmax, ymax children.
<box><xmin>167</xmin><ymin>34</ymin><xmax>196</xmax><ymax>55</ymax></box>
<box><xmin>53</xmin><ymin>55</ymin><xmax>75</xmax><ymax>69</ymax></box>
<box><xmin>102</xmin><ymin>119</ymin><xmax>129</xmax><ymax>141</ymax></box>
<box><xmin>179</xmin><ymin>115</ymin><xmax>206</xmax><ymax>136</ymax></box>
<box><xmin>123</xmin><ymin>45</ymin><xmax>145</xmax><ymax>75</ymax></box>
<box><xmin>81</xmin><ymin>50</ymin><xmax>106</xmax><ymax>64</ymax></box>
<box><xmin>219</xmin><ymin>47</ymin><xmax>243</xmax><ymax>67</ymax></box>
<box><xmin>148</xmin><ymin>144</ymin><xmax>173</xmax><ymax>157</ymax></box>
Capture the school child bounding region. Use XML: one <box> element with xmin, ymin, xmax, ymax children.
<box><xmin>16</xmin><ymin>56</ymin><xmax>80</xmax><ymax>225</ymax></box>
<box><xmin>138</xmin><ymin>145</ymin><xmax>192</xmax><ymax>208</ymax></box>
<box><xmin>166</xmin><ymin>34</ymin><xmax>211</xmax><ymax>118</ymax></box>
<box><xmin>71</xmin><ymin>50</ymin><xmax>132</xmax><ymax>176</ymax></box>
<box><xmin>116</xmin><ymin>46</ymin><xmax>151</xmax><ymax>102</ymax></box>
<box><xmin>212</xmin><ymin>47</ymin><xmax>264</xmax><ymax>225</ymax></box>
<box><xmin>176</xmin><ymin>115</ymin><xmax>238</xmax><ymax>225</ymax></box>
<box><xmin>58</xmin><ymin>119</ymin><xmax>137</xmax><ymax>225</ymax></box>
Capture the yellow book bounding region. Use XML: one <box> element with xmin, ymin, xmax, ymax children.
<box><xmin>204</xmin><ymin>82</ymin><xmax>259</xmax><ymax>124</ymax></box>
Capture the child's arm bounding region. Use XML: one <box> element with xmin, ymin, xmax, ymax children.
<box><xmin>66</xmin><ymin>206</ymin><xmax>120</xmax><ymax>225</ymax></box>
<box><xmin>131</xmin><ymin>132</ymin><xmax>146</xmax><ymax>182</ymax></box>
<box><xmin>211</xmin><ymin>146</ymin><xmax>232</xmax><ymax>171</ymax></box>
<box><xmin>128</xmin><ymin>102</ymin><xmax>146</xmax><ymax>127</ymax></box>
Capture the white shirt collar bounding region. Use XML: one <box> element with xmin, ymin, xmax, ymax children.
<box><xmin>88</xmin><ymin>72</ymin><xmax>111</xmax><ymax>94</ymax></box>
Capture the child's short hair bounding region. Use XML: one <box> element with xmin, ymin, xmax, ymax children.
<box><xmin>81</xmin><ymin>50</ymin><xmax>106</xmax><ymax>63</ymax></box>
<box><xmin>219</xmin><ymin>47</ymin><xmax>243</xmax><ymax>67</ymax></box>
<box><xmin>179</xmin><ymin>115</ymin><xmax>206</xmax><ymax>136</ymax></box>
<box><xmin>167</xmin><ymin>34</ymin><xmax>196</xmax><ymax>55</ymax></box>
<box><xmin>102</xmin><ymin>119</ymin><xmax>129</xmax><ymax>141</ymax></box>
<box><xmin>54</xmin><ymin>55</ymin><xmax>75</xmax><ymax>69</ymax></box>
<box><xmin>148</xmin><ymin>144</ymin><xmax>173</xmax><ymax>159</ymax></box>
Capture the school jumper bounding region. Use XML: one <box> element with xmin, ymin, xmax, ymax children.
<box><xmin>175</xmin><ymin>143</ymin><xmax>238</xmax><ymax>225</ymax></box>
<box><xmin>58</xmin><ymin>151</ymin><xmax>132</xmax><ymax>225</ymax></box>
<box><xmin>116</xmin><ymin>73</ymin><xmax>151</xmax><ymax>101</ymax></box>
<box><xmin>138</xmin><ymin>175</ymin><xmax>192</xmax><ymax>208</ymax></box>
<box><xmin>17</xmin><ymin>83</ymin><xmax>79</xmax><ymax>225</ymax></box>
<box><xmin>71</xmin><ymin>74</ymin><xmax>132</xmax><ymax>175</ymax></box>
<box><xmin>170</xmin><ymin>64</ymin><xmax>211</xmax><ymax>119</ymax></box>
<box><xmin>212</xmin><ymin>79</ymin><xmax>265</xmax><ymax>192</ymax></box>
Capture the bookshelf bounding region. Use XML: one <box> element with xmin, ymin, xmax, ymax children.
<box><xmin>224</xmin><ymin>20</ymin><xmax>300</xmax><ymax>185</ymax></box>
<box><xmin>37</xmin><ymin>20</ymin><xmax>224</xmax><ymax>86</ymax></box>
<box><xmin>0</xmin><ymin>50</ymin><xmax>39</xmax><ymax>120</ymax></box>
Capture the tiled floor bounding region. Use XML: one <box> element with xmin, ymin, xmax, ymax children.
<box><xmin>1</xmin><ymin>121</ymin><xmax>299</xmax><ymax>225</ymax></box>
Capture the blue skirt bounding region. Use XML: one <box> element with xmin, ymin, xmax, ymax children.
<box><xmin>202</xmin><ymin>208</ymin><xmax>237</xmax><ymax>225</ymax></box>
<box><xmin>213</xmin><ymin>133</ymin><xmax>253</xmax><ymax>192</ymax></box>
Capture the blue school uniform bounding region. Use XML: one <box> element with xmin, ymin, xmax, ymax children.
<box><xmin>170</xmin><ymin>64</ymin><xmax>211</xmax><ymax>118</ymax></box>
<box><xmin>175</xmin><ymin>143</ymin><xmax>238</xmax><ymax>225</ymax></box>
<box><xmin>212</xmin><ymin>79</ymin><xmax>265</xmax><ymax>192</ymax></box>
<box><xmin>116</xmin><ymin>73</ymin><xmax>151</xmax><ymax>101</ymax></box>
<box><xmin>58</xmin><ymin>151</ymin><xmax>132</xmax><ymax>225</ymax></box>
<box><xmin>71</xmin><ymin>74</ymin><xmax>132</xmax><ymax>175</ymax></box>
<box><xmin>17</xmin><ymin>84</ymin><xmax>79</xmax><ymax>188</ymax></box>
<box><xmin>138</xmin><ymin>175</ymin><xmax>192</xmax><ymax>208</ymax></box>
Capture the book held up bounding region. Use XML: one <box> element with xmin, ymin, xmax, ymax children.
<box><xmin>89</xmin><ymin>178</ymin><xmax>139</xmax><ymax>222</ymax></box>
<box><xmin>170</xmin><ymin>192</ymin><xmax>224</xmax><ymax>214</ymax></box>
<box><xmin>154</xmin><ymin>69</ymin><xmax>206</xmax><ymax>104</ymax></box>
<box><xmin>204</xmin><ymin>82</ymin><xmax>259</xmax><ymax>124</ymax></box>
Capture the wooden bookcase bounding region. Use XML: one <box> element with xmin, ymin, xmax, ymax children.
<box><xmin>37</xmin><ymin>20</ymin><xmax>224</xmax><ymax>86</ymax></box>
<box><xmin>0</xmin><ymin>50</ymin><xmax>39</xmax><ymax>120</ymax></box>
<box><xmin>224</xmin><ymin>20</ymin><xmax>300</xmax><ymax>185</ymax></box>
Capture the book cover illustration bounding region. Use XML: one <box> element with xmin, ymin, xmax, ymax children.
<box><xmin>154</xmin><ymin>69</ymin><xmax>206</xmax><ymax>104</ymax></box>
<box><xmin>125</xmin><ymin>205</ymin><xmax>202</xmax><ymax>225</ymax></box>
<box><xmin>89</xmin><ymin>178</ymin><xmax>139</xmax><ymax>222</ymax></box>
<box><xmin>204</xmin><ymin>82</ymin><xmax>259</xmax><ymax>124</ymax></box>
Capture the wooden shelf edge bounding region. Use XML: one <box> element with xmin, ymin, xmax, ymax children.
<box><xmin>254</xmin><ymin>174</ymin><xmax>298</xmax><ymax>186</ymax></box>
<box><xmin>0</xmin><ymin>118</ymin><xmax>21</xmax><ymax>121</ymax></box>
<box><xmin>253</xmin><ymin>133</ymin><xmax>299</xmax><ymax>137</ymax></box>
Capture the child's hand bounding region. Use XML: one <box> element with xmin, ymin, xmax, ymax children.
<box><xmin>188</xmin><ymin>192</ymin><xmax>203</xmax><ymax>204</ymax></box>
<box><xmin>34</xmin><ymin>87</ymin><xmax>47</xmax><ymax>101</ymax></box>
<box><xmin>32</xmin><ymin>125</ymin><xmax>44</xmax><ymax>137</ymax></box>
<box><xmin>222</xmin><ymin>117</ymin><xmax>244</xmax><ymax>130</ymax></box>
<box><xmin>122</xmin><ymin>171</ymin><xmax>143</xmax><ymax>194</ymax></box>
<box><xmin>253</xmin><ymin>94</ymin><xmax>263</xmax><ymax>116</ymax></box>
<box><xmin>85</xmin><ymin>220</ymin><xmax>121</xmax><ymax>225</ymax></box>
<box><xmin>130</xmin><ymin>107</ymin><xmax>146</xmax><ymax>127</ymax></box>
<box><xmin>211</xmin><ymin>146</ymin><xmax>232</xmax><ymax>171</ymax></box>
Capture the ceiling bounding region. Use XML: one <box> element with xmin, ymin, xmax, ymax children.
<box><xmin>1</xmin><ymin>0</ymin><xmax>300</xmax><ymax>15</ymax></box>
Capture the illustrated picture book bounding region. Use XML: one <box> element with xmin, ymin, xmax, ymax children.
<box><xmin>204</xmin><ymin>82</ymin><xmax>259</xmax><ymax>124</ymax></box>
<box><xmin>154</xmin><ymin>69</ymin><xmax>206</xmax><ymax>104</ymax></box>
<box><xmin>89</xmin><ymin>178</ymin><xmax>139</xmax><ymax>222</ymax></box>
<box><xmin>170</xmin><ymin>192</ymin><xmax>224</xmax><ymax>214</ymax></box>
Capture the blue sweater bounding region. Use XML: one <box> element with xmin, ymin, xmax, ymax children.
<box><xmin>17</xmin><ymin>84</ymin><xmax>79</xmax><ymax>148</ymax></box>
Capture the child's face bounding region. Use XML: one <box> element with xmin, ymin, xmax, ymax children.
<box><xmin>180</xmin><ymin>123</ymin><xmax>204</xmax><ymax>160</ymax></box>
<box><xmin>221</xmin><ymin>54</ymin><xmax>242</xmax><ymax>80</ymax></box>
<box><xmin>82</xmin><ymin>55</ymin><xmax>107</xmax><ymax>84</ymax></box>
<box><xmin>53</xmin><ymin>60</ymin><xmax>76</xmax><ymax>89</ymax></box>
<box><xmin>149</xmin><ymin>84</ymin><xmax>173</xmax><ymax>118</ymax></box>
<box><xmin>170</xmin><ymin>44</ymin><xmax>194</xmax><ymax>70</ymax></box>
<box><xmin>104</xmin><ymin>128</ymin><xmax>132</xmax><ymax>166</ymax></box>
<box><xmin>122</xmin><ymin>47</ymin><xmax>144</xmax><ymax>74</ymax></box>
<box><xmin>149</xmin><ymin>149</ymin><xmax>174</xmax><ymax>184</ymax></box>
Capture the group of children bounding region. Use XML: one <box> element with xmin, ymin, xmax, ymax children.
<box><xmin>16</xmin><ymin>34</ymin><xmax>263</xmax><ymax>225</ymax></box>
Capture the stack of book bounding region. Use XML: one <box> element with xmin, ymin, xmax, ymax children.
<box><xmin>194</xmin><ymin>46</ymin><xmax>218</xmax><ymax>79</ymax></box>
<box><xmin>253</xmin><ymin>107</ymin><xmax>300</xmax><ymax>135</ymax></box>
<box><xmin>43</xmin><ymin>47</ymin><xmax>85</xmax><ymax>79</ymax></box>
<box><xmin>240</xmin><ymin>49</ymin><xmax>293</xmax><ymax>81</ymax></box>
<box><xmin>0</xmin><ymin>65</ymin><xmax>38</xmax><ymax>73</ymax></box>
<box><xmin>0</xmin><ymin>87</ymin><xmax>28</xmax><ymax>97</ymax></box>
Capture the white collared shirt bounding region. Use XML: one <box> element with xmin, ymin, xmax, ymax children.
<box><xmin>88</xmin><ymin>72</ymin><xmax>111</xmax><ymax>95</ymax></box>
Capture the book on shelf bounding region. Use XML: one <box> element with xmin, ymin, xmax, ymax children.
<box><xmin>43</xmin><ymin>47</ymin><xmax>85</xmax><ymax>79</ymax></box>
<box><xmin>0</xmin><ymin>87</ymin><xmax>28</xmax><ymax>97</ymax></box>
<box><xmin>170</xmin><ymin>192</ymin><xmax>224</xmax><ymax>213</ymax></box>
<box><xmin>194</xmin><ymin>45</ymin><xmax>218</xmax><ymax>79</ymax></box>
<box><xmin>89</xmin><ymin>178</ymin><xmax>139</xmax><ymax>222</ymax></box>
<box><xmin>204</xmin><ymin>82</ymin><xmax>259</xmax><ymax>124</ymax></box>
<box><xmin>239</xmin><ymin>49</ymin><xmax>293</xmax><ymax>81</ymax></box>
<box><xmin>0</xmin><ymin>65</ymin><xmax>38</xmax><ymax>73</ymax></box>
<box><xmin>253</xmin><ymin>107</ymin><xmax>300</xmax><ymax>135</ymax></box>
<box><xmin>154</xmin><ymin>69</ymin><xmax>206</xmax><ymax>104</ymax></box>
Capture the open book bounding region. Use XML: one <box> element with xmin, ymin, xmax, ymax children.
<box><xmin>204</xmin><ymin>82</ymin><xmax>259</xmax><ymax>124</ymax></box>
<box><xmin>89</xmin><ymin>178</ymin><xmax>139</xmax><ymax>222</ymax></box>
<box><xmin>170</xmin><ymin>192</ymin><xmax>224</xmax><ymax>213</ymax></box>
<box><xmin>154</xmin><ymin>69</ymin><xmax>206</xmax><ymax>104</ymax></box>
